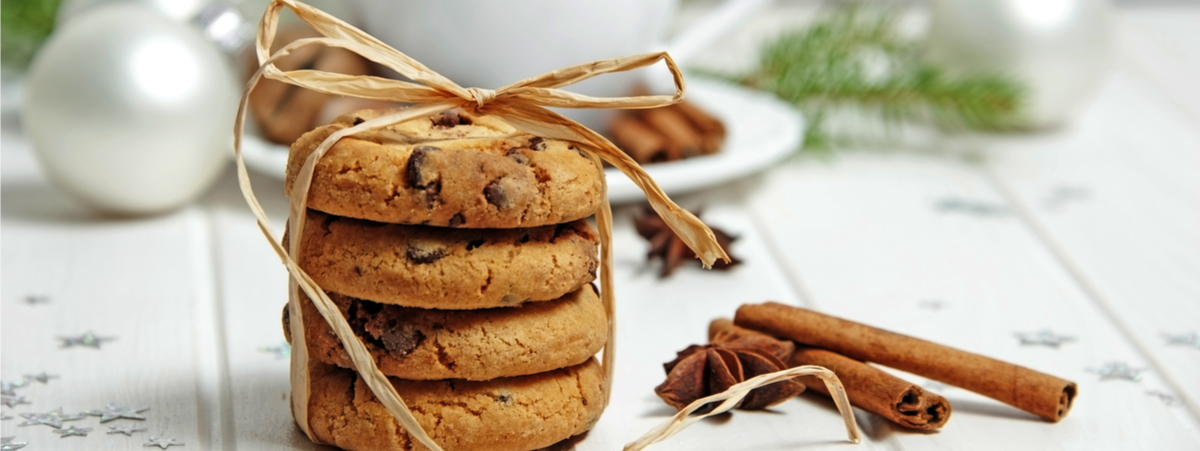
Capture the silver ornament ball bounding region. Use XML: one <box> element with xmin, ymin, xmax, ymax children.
<box><xmin>926</xmin><ymin>0</ymin><xmax>1115</xmax><ymax>128</ymax></box>
<box><xmin>22</xmin><ymin>3</ymin><xmax>237</xmax><ymax>214</ymax></box>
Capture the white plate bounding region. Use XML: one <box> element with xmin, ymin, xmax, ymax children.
<box><xmin>240</xmin><ymin>77</ymin><xmax>803</xmax><ymax>203</ymax></box>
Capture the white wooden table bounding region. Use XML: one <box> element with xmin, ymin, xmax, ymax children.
<box><xmin>3</xmin><ymin>3</ymin><xmax>1199</xmax><ymax>450</ymax></box>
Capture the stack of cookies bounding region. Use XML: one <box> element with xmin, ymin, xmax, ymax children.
<box><xmin>281</xmin><ymin>108</ymin><xmax>609</xmax><ymax>451</ymax></box>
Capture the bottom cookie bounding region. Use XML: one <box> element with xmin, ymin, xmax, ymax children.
<box><xmin>304</xmin><ymin>358</ymin><xmax>605</xmax><ymax>451</ymax></box>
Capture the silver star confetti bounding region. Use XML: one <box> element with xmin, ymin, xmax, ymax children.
<box><xmin>1016</xmin><ymin>330</ymin><xmax>1077</xmax><ymax>348</ymax></box>
<box><xmin>54</xmin><ymin>425</ymin><xmax>92</xmax><ymax>438</ymax></box>
<box><xmin>18</xmin><ymin>408</ymin><xmax>86</xmax><ymax>428</ymax></box>
<box><xmin>258</xmin><ymin>343</ymin><xmax>291</xmax><ymax>360</ymax></box>
<box><xmin>58</xmin><ymin>331</ymin><xmax>116</xmax><ymax>349</ymax></box>
<box><xmin>1163</xmin><ymin>332</ymin><xmax>1199</xmax><ymax>349</ymax></box>
<box><xmin>1088</xmin><ymin>362</ymin><xmax>1147</xmax><ymax>382</ymax></box>
<box><xmin>1</xmin><ymin>436</ymin><xmax>28</xmax><ymax>451</ymax></box>
<box><xmin>23</xmin><ymin>295</ymin><xmax>49</xmax><ymax>306</ymax></box>
<box><xmin>917</xmin><ymin>300</ymin><xmax>947</xmax><ymax>311</ymax></box>
<box><xmin>1044</xmin><ymin>186</ymin><xmax>1090</xmax><ymax>210</ymax></box>
<box><xmin>145</xmin><ymin>436</ymin><xmax>186</xmax><ymax>449</ymax></box>
<box><xmin>1</xmin><ymin>396</ymin><xmax>30</xmax><ymax>408</ymax></box>
<box><xmin>108</xmin><ymin>424</ymin><xmax>148</xmax><ymax>436</ymax></box>
<box><xmin>935</xmin><ymin>198</ymin><xmax>1009</xmax><ymax>216</ymax></box>
<box><xmin>23</xmin><ymin>372</ymin><xmax>58</xmax><ymax>384</ymax></box>
<box><xmin>1</xmin><ymin>381</ymin><xmax>28</xmax><ymax>396</ymax></box>
<box><xmin>88</xmin><ymin>402</ymin><xmax>149</xmax><ymax>422</ymax></box>
<box><xmin>1146</xmin><ymin>390</ymin><xmax>1183</xmax><ymax>407</ymax></box>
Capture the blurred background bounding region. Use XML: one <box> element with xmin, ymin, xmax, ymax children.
<box><xmin>3</xmin><ymin>0</ymin><xmax>1193</xmax><ymax>214</ymax></box>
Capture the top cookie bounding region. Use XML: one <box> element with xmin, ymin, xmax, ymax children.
<box><xmin>285</xmin><ymin>109</ymin><xmax>606</xmax><ymax>228</ymax></box>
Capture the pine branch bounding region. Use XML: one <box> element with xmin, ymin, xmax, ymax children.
<box><xmin>714</xmin><ymin>4</ymin><xmax>1025</xmax><ymax>150</ymax></box>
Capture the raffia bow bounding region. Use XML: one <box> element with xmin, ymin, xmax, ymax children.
<box><xmin>232</xmin><ymin>1</ymin><xmax>730</xmax><ymax>450</ymax></box>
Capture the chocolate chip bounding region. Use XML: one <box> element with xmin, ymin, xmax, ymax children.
<box><xmin>484</xmin><ymin>181</ymin><xmax>507</xmax><ymax>207</ymax></box>
<box><xmin>528</xmin><ymin>136</ymin><xmax>546</xmax><ymax>151</ymax></box>
<box><xmin>509</xmin><ymin>153</ymin><xmax>529</xmax><ymax>165</ymax></box>
<box><xmin>376</xmin><ymin>324</ymin><xmax>425</xmax><ymax>357</ymax></box>
<box><xmin>466</xmin><ymin>239</ymin><xmax>485</xmax><ymax>251</ymax></box>
<box><xmin>431</xmin><ymin>110</ymin><xmax>472</xmax><ymax>128</ymax></box>
<box><xmin>405</xmin><ymin>146</ymin><xmax>442</xmax><ymax>202</ymax></box>
<box><xmin>448</xmin><ymin>213</ymin><xmax>465</xmax><ymax>227</ymax></box>
<box><xmin>406</xmin><ymin>243</ymin><xmax>446</xmax><ymax>264</ymax></box>
<box><xmin>496</xmin><ymin>391</ymin><xmax>514</xmax><ymax>406</ymax></box>
<box><xmin>404</xmin><ymin>147</ymin><xmax>429</xmax><ymax>188</ymax></box>
<box><xmin>352</xmin><ymin>117</ymin><xmax>365</xmax><ymax>126</ymax></box>
<box><xmin>519</xmin><ymin>234</ymin><xmax>530</xmax><ymax>244</ymax></box>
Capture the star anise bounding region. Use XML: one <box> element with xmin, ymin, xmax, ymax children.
<box><xmin>654</xmin><ymin>329</ymin><xmax>804</xmax><ymax>411</ymax></box>
<box><xmin>634</xmin><ymin>208</ymin><xmax>741</xmax><ymax>278</ymax></box>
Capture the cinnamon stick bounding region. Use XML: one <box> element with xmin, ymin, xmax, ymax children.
<box><xmin>642</xmin><ymin>107</ymin><xmax>704</xmax><ymax>158</ymax></box>
<box><xmin>735</xmin><ymin>302</ymin><xmax>1077</xmax><ymax>422</ymax></box>
<box><xmin>609</xmin><ymin>113</ymin><xmax>672</xmax><ymax>163</ymax></box>
<box><xmin>710</xmin><ymin>319</ymin><xmax>950</xmax><ymax>430</ymax></box>
<box><xmin>672</xmin><ymin>101</ymin><xmax>726</xmax><ymax>155</ymax></box>
<box><xmin>791</xmin><ymin>348</ymin><xmax>951</xmax><ymax>431</ymax></box>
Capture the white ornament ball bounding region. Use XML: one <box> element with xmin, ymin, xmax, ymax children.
<box><xmin>23</xmin><ymin>3</ymin><xmax>237</xmax><ymax>215</ymax></box>
<box><xmin>925</xmin><ymin>0</ymin><xmax>1115</xmax><ymax>128</ymax></box>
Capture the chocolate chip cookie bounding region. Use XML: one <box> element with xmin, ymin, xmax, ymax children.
<box><xmin>287</xmin><ymin>285</ymin><xmax>605</xmax><ymax>380</ymax></box>
<box><xmin>289</xmin><ymin>209</ymin><xmax>599</xmax><ymax>309</ymax></box>
<box><xmin>305</xmin><ymin>358</ymin><xmax>604</xmax><ymax>451</ymax></box>
<box><xmin>285</xmin><ymin>109</ymin><xmax>605</xmax><ymax>228</ymax></box>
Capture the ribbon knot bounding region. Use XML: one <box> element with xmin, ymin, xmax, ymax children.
<box><xmin>465</xmin><ymin>87</ymin><xmax>497</xmax><ymax>109</ymax></box>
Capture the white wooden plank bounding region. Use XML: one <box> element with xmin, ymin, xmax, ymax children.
<box><xmin>748</xmin><ymin>153</ymin><xmax>1200</xmax><ymax>450</ymax></box>
<box><xmin>201</xmin><ymin>169</ymin><xmax>324</xmax><ymax>451</ymax></box>
<box><xmin>1</xmin><ymin>151</ymin><xmax>223</xmax><ymax>450</ymax></box>
<box><xmin>982</xmin><ymin>70</ymin><xmax>1200</xmax><ymax>421</ymax></box>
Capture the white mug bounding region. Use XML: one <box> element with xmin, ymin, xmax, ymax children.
<box><xmin>350</xmin><ymin>0</ymin><xmax>770</xmax><ymax>129</ymax></box>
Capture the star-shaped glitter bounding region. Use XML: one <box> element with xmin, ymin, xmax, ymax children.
<box><xmin>145</xmin><ymin>436</ymin><xmax>185</xmax><ymax>449</ymax></box>
<box><xmin>1163</xmin><ymin>332</ymin><xmax>1199</xmax><ymax>349</ymax></box>
<box><xmin>108</xmin><ymin>424</ymin><xmax>148</xmax><ymax>436</ymax></box>
<box><xmin>54</xmin><ymin>425</ymin><xmax>92</xmax><ymax>438</ymax></box>
<box><xmin>1</xmin><ymin>396</ymin><xmax>30</xmax><ymax>408</ymax></box>
<box><xmin>935</xmin><ymin>198</ymin><xmax>1009</xmax><ymax>216</ymax></box>
<box><xmin>1044</xmin><ymin>186</ymin><xmax>1090</xmax><ymax>210</ymax></box>
<box><xmin>918</xmin><ymin>300</ymin><xmax>947</xmax><ymax>311</ymax></box>
<box><xmin>1</xmin><ymin>436</ymin><xmax>28</xmax><ymax>451</ymax></box>
<box><xmin>1</xmin><ymin>380</ymin><xmax>28</xmax><ymax>396</ymax></box>
<box><xmin>88</xmin><ymin>402</ymin><xmax>149</xmax><ymax>422</ymax></box>
<box><xmin>1088</xmin><ymin>362</ymin><xmax>1147</xmax><ymax>382</ymax></box>
<box><xmin>257</xmin><ymin>343</ymin><xmax>291</xmax><ymax>360</ymax></box>
<box><xmin>1016</xmin><ymin>330</ymin><xmax>1077</xmax><ymax>348</ymax></box>
<box><xmin>1146</xmin><ymin>390</ymin><xmax>1183</xmax><ymax>407</ymax></box>
<box><xmin>23</xmin><ymin>295</ymin><xmax>49</xmax><ymax>306</ymax></box>
<box><xmin>18</xmin><ymin>408</ymin><xmax>86</xmax><ymax>428</ymax></box>
<box><xmin>23</xmin><ymin>372</ymin><xmax>58</xmax><ymax>384</ymax></box>
<box><xmin>58</xmin><ymin>331</ymin><xmax>116</xmax><ymax>349</ymax></box>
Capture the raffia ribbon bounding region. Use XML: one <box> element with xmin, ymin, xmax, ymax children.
<box><xmin>232</xmin><ymin>1</ymin><xmax>732</xmax><ymax>450</ymax></box>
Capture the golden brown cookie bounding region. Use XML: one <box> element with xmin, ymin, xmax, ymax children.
<box><xmin>285</xmin><ymin>109</ymin><xmax>605</xmax><ymax>228</ymax></box>
<box><xmin>286</xmin><ymin>285</ymin><xmax>606</xmax><ymax>380</ymax></box>
<box><xmin>305</xmin><ymin>358</ymin><xmax>605</xmax><ymax>451</ymax></box>
<box><xmin>289</xmin><ymin>209</ymin><xmax>599</xmax><ymax>309</ymax></box>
